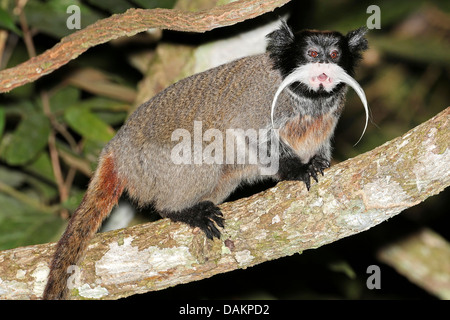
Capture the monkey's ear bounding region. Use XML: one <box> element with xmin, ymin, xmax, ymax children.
<box><xmin>346</xmin><ymin>27</ymin><xmax>368</xmax><ymax>54</ymax></box>
<box><xmin>266</xmin><ymin>20</ymin><xmax>295</xmax><ymax>71</ymax></box>
<box><xmin>266</xmin><ymin>20</ymin><xmax>295</xmax><ymax>54</ymax></box>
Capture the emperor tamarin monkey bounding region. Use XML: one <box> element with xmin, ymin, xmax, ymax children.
<box><xmin>43</xmin><ymin>22</ymin><xmax>368</xmax><ymax>299</ymax></box>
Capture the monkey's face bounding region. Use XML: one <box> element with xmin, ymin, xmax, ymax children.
<box><xmin>267</xmin><ymin>23</ymin><xmax>368</xmax><ymax>97</ymax></box>
<box><xmin>299</xmin><ymin>32</ymin><xmax>348</xmax><ymax>93</ymax></box>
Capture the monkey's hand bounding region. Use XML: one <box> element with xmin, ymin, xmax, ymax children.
<box><xmin>278</xmin><ymin>155</ymin><xmax>330</xmax><ymax>190</ymax></box>
<box><xmin>305</xmin><ymin>155</ymin><xmax>330</xmax><ymax>187</ymax></box>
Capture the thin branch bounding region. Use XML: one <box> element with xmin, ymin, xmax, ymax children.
<box><xmin>16</xmin><ymin>0</ymin><xmax>36</xmax><ymax>58</ymax></box>
<box><xmin>0</xmin><ymin>107</ymin><xmax>448</xmax><ymax>300</ymax></box>
<box><xmin>40</xmin><ymin>92</ymin><xmax>68</xmax><ymax>204</ymax></box>
<box><xmin>0</xmin><ymin>180</ymin><xmax>59</xmax><ymax>214</ymax></box>
<box><xmin>0</xmin><ymin>0</ymin><xmax>291</xmax><ymax>93</ymax></box>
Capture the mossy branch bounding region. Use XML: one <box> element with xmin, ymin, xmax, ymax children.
<box><xmin>0</xmin><ymin>107</ymin><xmax>448</xmax><ymax>300</ymax></box>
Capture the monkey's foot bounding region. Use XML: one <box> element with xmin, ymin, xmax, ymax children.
<box><xmin>163</xmin><ymin>201</ymin><xmax>224</xmax><ymax>240</ymax></box>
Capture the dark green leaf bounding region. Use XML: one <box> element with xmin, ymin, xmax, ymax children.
<box><xmin>0</xmin><ymin>7</ymin><xmax>22</xmax><ymax>36</ymax></box>
<box><xmin>49</xmin><ymin>86</ymin><xmax>81</xmax><ymax>113</ymax></box>
<box><xmin>64</xmin><ymin>107</ymin><xmax>115</xmax><ymax>142</ymax></box>
<box><xmin>25</xmin><ymin>152</ymin><xmax>55</xmax><ymax>183</ymax></box>
<box><xmin>73</xmin><ymin>97</ymin><xmax>129</xmax><ymax>125</ymax></box>
<box><xmin>24</xmin><ymin>0</ymin><xmax>104</xmax><ymax>38</ymax></box>
<box><xmin>3</xmin><ymin>111</ymin><xmax>51</xmax><ymax>166</ymax></box>
<box><xmin>0</xmin><ymin>165</ymin><xmax>27</xmax><ymax>188</ymax></box>
<box><xmin>0</xmin><ymin>193</ymin><xmax>64</xmax><ymax>250</ymax></box>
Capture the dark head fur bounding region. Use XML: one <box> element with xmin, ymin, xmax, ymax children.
<box><xmin>267</xmin><ymin>21</ymin><xmax>368</xmax><ymax>77</ymax></box>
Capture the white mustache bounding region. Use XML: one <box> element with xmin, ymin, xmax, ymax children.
<box><xmin>271</xmin><ymin>63</ymin><xmax>369</xmax><ymax>146</ymax></box>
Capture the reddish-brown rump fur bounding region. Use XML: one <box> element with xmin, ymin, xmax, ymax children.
<box><xmin>43</xmin><ymin>152</ymin><xmax>124</xmax><ymax>300</ymax></box>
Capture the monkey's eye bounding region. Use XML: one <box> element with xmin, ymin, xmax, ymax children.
<box><xmin>309</xmin><ymin>50</ymin><xmax>319</xmax><ymax>58</ymax></box>
<box><xmin>330</xmin><ymin>50</ymin><xmax>339</xmax><ymax>59</ymax></box>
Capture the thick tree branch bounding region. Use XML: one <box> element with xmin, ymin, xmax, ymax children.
<box><xmin>0</xmin><ymin>107</ymin><xmax>448</xmax><ymax>300</ymax></box>
<box><xmin>0</xmin><ymin>0</ymin><xmax>291</xmax><ymax>93</ymax></box>
<box><xmin>378</xmin><ymin>228</ymin><xmax>450</xmax><ymax>299</ymax></box>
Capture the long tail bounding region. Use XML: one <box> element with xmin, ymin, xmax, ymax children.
<box><xmin>43</xmin><ymin>151</ymin><xmax>125</xmax><ymax>300</ymax></box>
